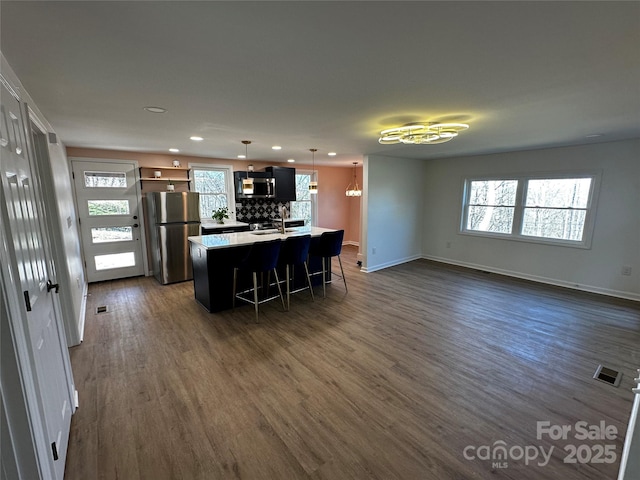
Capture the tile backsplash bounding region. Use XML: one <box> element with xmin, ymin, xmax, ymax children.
<box><xmin>235</xmin><ymin>198</ymin><xmax>290</xmax><ymax>223</ymax></box>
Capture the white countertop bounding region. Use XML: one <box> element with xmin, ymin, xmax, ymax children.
<box><xmin>189</xmin><ymin>226</ymin><xmax>336</xmax><ymax>250</ymax></box>
<box><xmin>200</xmin><ymin>220</ymin><xmax>250</xmax><ymax>230</ymax></box>
<box><xmin>200</xmin><ymin>219</ymin><xmax>306</xmax><ymax>230</ymax></box>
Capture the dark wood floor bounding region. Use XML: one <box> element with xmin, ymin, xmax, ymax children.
<box><xmin>65</xmin><ymin>245</ymin><xmax>640</xmax><ymax>479</ymax></box>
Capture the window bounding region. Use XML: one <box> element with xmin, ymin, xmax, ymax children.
<box><xmin>290</xmin><ymin>171</ymin><xmax>317</xmax><ymax>226</ymax></box>
<box><xmin>84</xmin><ymin>171</ymin><xmax>127</xmax><ymax>188</ymax></box>
<box><xmin>87</xmin><ymin>200</ymin><xmax>130</xmax><ymax>215</ymax></box>
<box><xmin>91</xmin><ymin>226</ymin><xmax>133</xmax><ymax>243</ymax></box>
<box><xmin>461</xmin><ymin>173</ymin><xmax>599</xmax><ymax>247</ymax></box>
<box><xmin>521</xmin><ymin>178</ymin><xmax>592</xmax><ymax>241</ymax></box>
<box><xmin>190</xmin><ymin>164</ymin><xmax>234</xmax><ymax>221</ymax></box>
<box><xmin>466</xmin><ymin>179</ymin><xmax>518</xmax><ymax>234</ymax></box>
<box><xmin>94</xmin><ymin>252</ymin><xmax>136</xmax><ymax>270</ymax></box>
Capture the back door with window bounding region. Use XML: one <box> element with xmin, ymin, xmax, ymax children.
<box><xmin>71</xmin><ymin>160</ymin><xmax>144</xmax><ymax>282</ymax></box>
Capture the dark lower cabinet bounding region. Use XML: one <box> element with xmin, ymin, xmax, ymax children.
<box><xmin>201</xmin><ymin>224</ymin><xmax>250</xmax><ymax>235</ymax></box>
<box><xmin>190</xmin><ymin>243</ymin><xmax>248</xmax><ymax>312</ymax></box>
<box><xmin>285</xmin><ymin>219</ymin><xmax>305</xmax><ymax>228</ymax></box>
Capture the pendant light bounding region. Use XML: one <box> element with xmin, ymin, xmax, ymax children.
<box><xmin>241</xmin><ymin>140</ymin><xmax>254</xmax><ymax>194</ymax></box>
<box><xmin>309</xmin><ymin>148</ymin><xmax>318</xmax><ymax>194</ymax></box>
<box><xmin>345</xmin><ymin>162</ymin><xmax>362</xmax><ymax>197</ymax></box>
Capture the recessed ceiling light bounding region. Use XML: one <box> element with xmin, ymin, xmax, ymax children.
<box><xmin>586</xmin><ymin>133</ymin><xmax>604</xmax><ymax>138</ymax></box>
<box><xmin>328</xmin><ymin>152</ymin><xmax>337</xmax><ymax>156</ymax></box>
<box><xmin>143</xmin><ymin>106</ymin><xmax>167</xmax><ymax>113</ymax></box>
<box><xmin>190</xmin><ymin>136</ymin><xmax>204</xmax><ymax>141</ymax></box>
<box><xmin>169</xmin><ymin>148</ymin><xmax>180</xmax><ymax>153</ymax></box>
<box><xmin>272</xmin><ymin>145</ymin><xmax>282</xmax><ymax>150</ymax></box>
<box><xmin>237</xmin><ymin>154</ymin><xmax>246</xmax><ymax>159</ymax></box>
<box><xmin>287</xmin><ymin>158</ymin><xmax>295</xmax><ymax>163</ymax></box>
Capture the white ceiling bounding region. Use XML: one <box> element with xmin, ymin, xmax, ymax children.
<box><xmin>1</xmin><ymin>1</ymin><xmax>639</xmax><ymax>166</ymax></box>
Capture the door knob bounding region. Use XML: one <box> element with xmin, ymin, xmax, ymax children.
<box><xmin>46</xmin><ymin>280</ymin><xmax>60</xmax><ymax>293</ymax></box>
<box><xmin>133</xmin><ymin>223</ymin><xmax>139</xmax><ymax>228</ymax></box>
<box><xmin>133</xmin><ymin>215</ymin><xmax>138</xmax><ymax>219</ymax></box>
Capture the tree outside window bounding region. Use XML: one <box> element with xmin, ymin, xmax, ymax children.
<box><xmin>521</xmin><ymin>178</ymin><xmax>592</xmax><ymax>241</ymax></box>
<box><xmin>290</xmin><ymin>172</ymin><xmax>315</xmax><ymax>225</ymax></box>
<box><xmin>191</xmin><ymin>166</ymin><xmax>233</xmax><ymax>220</ymax></box>
<box><xmin>462</xmin><ymin>174</ymin><xmax>597</xmax><ymax>247</ymax></box>
<box><xmin>466</xmin><ymin>179</ymin><xmax>518</xmax><ymax>234</ymax></box>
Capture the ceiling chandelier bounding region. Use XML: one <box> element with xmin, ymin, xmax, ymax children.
<box><xmin>378</xmin><ymin>122</ymin><xmax>469</xmax><ymax>145</ymax></box>
<box><xmin>241</xmin><ymin>140</ymin><xmax>253</xmax><ymax>194</ymax></box>
<box><xmin>345</xmin><ymin>162</ymin><xmax>362</xmax><ymax>197</ymax></box>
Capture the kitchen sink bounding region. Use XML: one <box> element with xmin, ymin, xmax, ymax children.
<box><xmin>250</xmin><ymin>228</ymin><xmax>299</xmax><ymax>235</ymax></box>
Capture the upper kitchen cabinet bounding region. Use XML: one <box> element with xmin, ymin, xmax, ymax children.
<box><xmin>233</xmin><ymin>171</ymin><xmax>275</xmax><ymax>201</ymax></box>
<box><xmin>266</xmin><ymin>166</ymin><xmax>296</xmax><ymax>201</ymax></box>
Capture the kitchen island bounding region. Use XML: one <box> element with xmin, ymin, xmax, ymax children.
<box><xmin>188</xmin><ymin>226</ymin><xmax>336</xmax><ymax>312</ymax></box>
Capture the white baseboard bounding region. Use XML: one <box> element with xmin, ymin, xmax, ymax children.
<box><xmin>77</xmin><ymin>282</ymin><xmax>88</xmax><ymax>343</ymax></box>
<box><xmin>343</xmin><ymin>240</ymin><xmax>359</xmax><ymax>247</ymax></box>
<box><xmin>422</xmin><ymin>255</ymin><xmax>640</xmax><ymax>302</ymax></box>
<box><xmin>362</xmin><ymin>254</ymin><xmax>422</xmax><ymax>273</ymax></box>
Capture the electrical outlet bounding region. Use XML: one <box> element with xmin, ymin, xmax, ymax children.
<box><xmin>446</xmin><ymin>241</ymin><xmax>452</xmax><ymax>248</ymax></box>
<box><xmin>621</xmin><ymin>265</ymin><xmax>632</xmax><ymax>276</ymax></box>
<box><xmin>372</xmin><ymin>247</ymin><xmax>377</xmax><ymax>255</ymax></box>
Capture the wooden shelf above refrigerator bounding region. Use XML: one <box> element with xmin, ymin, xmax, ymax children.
<box><xmin>139</xmin><ymin>166</ymin><xmax>191</xmax><ymax>190</ymax></box>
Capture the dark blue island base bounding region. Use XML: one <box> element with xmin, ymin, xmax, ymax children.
<box><xmin>190</xmin><ymin>236</ymin><xmax>329</xmax><ymax>313</ymax></box>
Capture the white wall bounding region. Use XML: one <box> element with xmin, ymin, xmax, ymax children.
<box><xmin>421</xmin><ymin>139</ymin><xmax>640</xmax><ymax>300</ymax></box>
<box><xmin>362</xmin><ymin>155</ymin><xmax>424</xmax><ymax>272</ymax></box>
<box><xmin>46</xmin><ymin>139</ymin><xmax>87</xmax><ymax>343</ymax></box>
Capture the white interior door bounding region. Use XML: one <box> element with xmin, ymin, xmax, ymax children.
<box><xmin>72</xmin><ymin>160</ymin><xmax>145</xmax><ymax>282</ymax></box>
<box><xmin>1</xmin><ymin>75</ymin><xmax>72</xmax><ymax>480</ymax></box>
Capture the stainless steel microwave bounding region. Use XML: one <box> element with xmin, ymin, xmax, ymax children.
<box><xmin>235</xmin><ymin>176</ymin><xmax>276</xmax><ymax>199</ymax></box>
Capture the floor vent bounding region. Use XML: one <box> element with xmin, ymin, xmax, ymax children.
<box><xmin>95</xmin><ymin>305</ymin><xmax>109</xmax><ymax>314</ymax></box>
<box><xmin>593</xmin><ymin>365</ymin><xmax>622</xmax><ymax>387</ymax></box>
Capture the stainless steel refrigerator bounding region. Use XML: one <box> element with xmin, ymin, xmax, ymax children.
<box><xmin>146</xmin><ymin>192</ymin><xmax>200</xmax><ymax>284</ymax></box>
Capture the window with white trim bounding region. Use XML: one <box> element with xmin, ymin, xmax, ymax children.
<box><xmin>190</xmin><ymin>164</ymin><xmax>234</xmax><ymax>221</ymax></box>
<box><xmin>290</xmin><ymin>171</ymin><xmax>317</xmax><ymax>226</ymax></box>
<box><xmin>461</xmin><ymin>173</ymin><xmax>599</xmax><ymax>247</ymax></box>
<box><xmin>466</xmin><ymin>179</ymin><xmax>518</xmax><ymax>234</ymax></box>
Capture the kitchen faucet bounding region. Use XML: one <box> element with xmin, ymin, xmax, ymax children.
<box><xmin>279</xmin><ymin>206</ymin><xmax>288</xmax><ymax>234</ymax></box>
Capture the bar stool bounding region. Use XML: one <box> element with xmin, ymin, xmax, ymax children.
<box><xmin>278</xmin><ymin>234</ymin><xmax>314</xmax><ymax>310</ymax></box>
<box><xmin>309</xmin><ymin>229</ymin><xmax>347</xmax><ymax>298</ymax></box>
<box><xmin>232</xmin><ymin>239</ymin><xmax>285</xmax><ymax>321</ymax></box>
